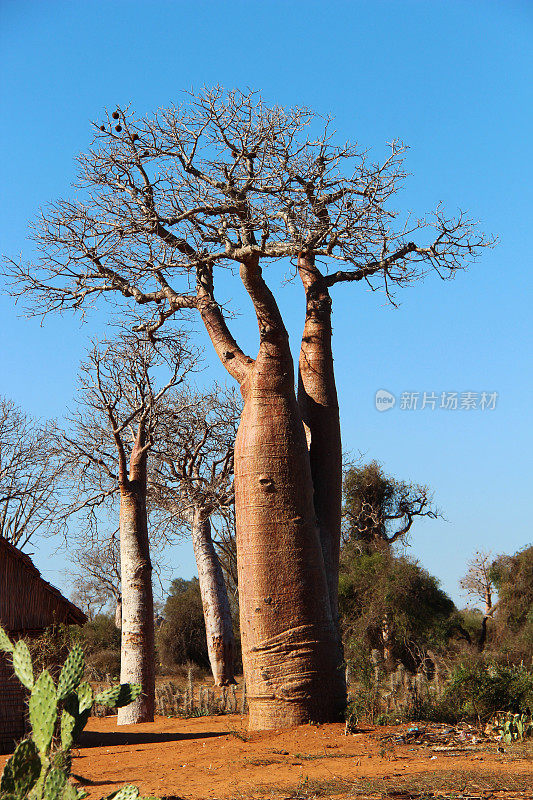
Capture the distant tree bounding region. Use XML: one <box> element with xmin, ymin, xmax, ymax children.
<box><xmin>460</xmin><ymin>550</ymin><xmax>497</xmax><ymax>651</ymax></box>
<box><xmin>69</xmin><ymin>535</ymin><xmax>122</xmax><ymax>620</ymax></box>
<box><xmin>0</xmin><ymin>397</ymin><xmax>64</xmax><ymax>549</ymax></box>
<box><xmin>151</xmin><ymin>387</ymin><xmax>240</xmax><ymax>685</ymax></box>
<box><xmin>339</xmin><ymin>549</ymin><xmax>457</xmax><ymax>674</ymax></box>
<box><xmin>490</xmin><ymin>545</ymin><xmax>533</xmax><ymax>662</ymax></box>
<box><xmin>343</xmin><ymin>460</ymin><xmax>440</xmax><ymax>551</ymax></box>
<box><xmin>79</xmin><ymin>614</ymin><xmax>122</xmax><ymax>679</ymax></box>
<box><xmin>61</xmin><ymin>331</ymin><xmax>197</xmax><ymax>723</ymax></box>
<box><xmin>157</xmin><ymin>578</ymin><xmax>209</xmax><ymax>671</ymax></box>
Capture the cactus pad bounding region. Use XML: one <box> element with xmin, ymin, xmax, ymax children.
<box><xmin>57</xmin><ymin>644</ymin><xmax>85</xmax><ymax>701</ymax></box>
<box><xmin>10</xmin><ymin>738</ymin><xmax>41</xmax><ymax>795</ymax></box>
<box><xmin>29</xmin><ymin>670</ymin><xmax>58</xmax><ymax>755</ymax></box>
<box><xmin>43</xmin><ymin>767</ymin><xmax>67</xmax><ymax>800</ymax></box>
<box><xmin>0</xmin><ymin>625</ymin><xmax>14</xmax><ymax>653</ymax></box>
<box><xmin>12</xmin><ymin>640</ymin><xmax>34</xmax><ymax>690</ymax></box>
<box><xmin>60</xmin><ymin>708</ymin><xmax>76</xmax><ymax>752</ymax></box>
<box><xmin>0</xmin><ymin>756</ymin><xmax>15</xmax><ymax>795</ymax></box>
<box><xmin>77</xmin><ymin>681</ymin><xmax>94</xmax><ymax>714</ymax></box>
<box><xmin>108</xmin><ymin>785</ymin><xmax>140</xmax><ymax>800</ymax></box>
<box><xmin>94</xmin><ymin>683</ymin><xmax>142</xmax><ymax>709</ymax></box>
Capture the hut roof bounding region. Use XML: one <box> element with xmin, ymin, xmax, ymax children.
<box><xmin>0</xmin><ymin>536</ymin><xmax>86</xmax><ymax>633</ymax></box>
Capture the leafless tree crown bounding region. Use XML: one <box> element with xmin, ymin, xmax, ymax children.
<box><xmin>60</xmin><ymin>330</ymin><xmax>199</xmax><ymax>534</ymax></box>
<box><xmin>7</xmin><ymin>87</ymin><xmax>494</xmax><ymax>326</ymax></box>
<box><xmin>0</xmin><ymin>397</ymin><xmax>64</xmax><ymax>549</ymax></box>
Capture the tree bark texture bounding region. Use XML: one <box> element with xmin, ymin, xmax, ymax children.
<box><xmin>297</xmin><ymin>254</ymin><xmax>343</xmax><ymax>624</ymax></box>
<box><xmin>199</xmin><ymin>258</ymin><xmax>344</xmax><ymax>729</ymax></box>
<box><xmin>117</xmin><ymin>441</ymin><xmax>155</xmax><ymax>725</ymax></box>
<box><xmin>297</xmin><ymin>254</ymin><xmax>346</xmax><ymax>705</ymax></box>
<box><xmin>191</xmin><ymin>508</ymin><xmax>236</xmax><ymax>686</ymax></box>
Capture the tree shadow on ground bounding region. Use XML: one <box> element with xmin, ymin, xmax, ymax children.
<box><xmin>77</xmin><ymin>728</ymin><xmax>228</xmax><ymax>749</ymax></box>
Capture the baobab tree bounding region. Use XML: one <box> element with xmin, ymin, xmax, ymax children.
<box><xmin>460</xmin><ymin>550</ymin><xmax>497</xmax><ymax>650</ymax></box>
<box><xmin>7</xmin><ymin>88</ymin><xmax>492</xmax><ymax>728</ymax></box>
<box><xmin>151</xmin><ymin>387</ymin><xmax>239</xmax><ymax>686</ymax></box>
<box><xmin>0</xmin><ymin>397</ymin><xmax>64</xmax><ymax>550</ymax></box>
<box><xmin>60</xmin><ymin>332</ymin><xmax>197</xmax><ymax>723</ymax></box>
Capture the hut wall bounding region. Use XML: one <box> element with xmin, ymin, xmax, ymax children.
<box><xmin>0</xmin><ymin>651</ymin><xmax>26</xmax><ymax>753</ymax></box>
<box><xmin>0</xmin><ymin>537</ymin><xmax>85</xmax><ymax>633</ymax></box>
<box><xmin>0</xmin><ymin>537</ymin><xmax>86</xmax><ymax>752</ymax></box>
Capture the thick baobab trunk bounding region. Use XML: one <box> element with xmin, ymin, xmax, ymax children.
<box><xmin>297</xmin><ymin>253</ymin><xmax>343</xmax><ymax>622</ymax></box>
<box><xmin>235</xmin><ymin>352</ymin><xmax>343</xmax><ymax>728</ymax></box>
<box><xmin>198</xmin><ymin>258</ymin><xmax>346</xmax><ymax>729</ymax></box>
<box><xmin>117</xmin><ymin>439</ymin><xmax>155</xmax><ymax>725</ymax></box>
<box><xmin>191</xmin><ymin>507</ymin><xmax>235</xmax><ymax>686</ymax></box>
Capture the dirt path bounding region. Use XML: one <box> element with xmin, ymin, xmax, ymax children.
<box><xmin>63</xmin><ymin>715</ymin><xmax>532</xmax><ymax>799</ymax></box>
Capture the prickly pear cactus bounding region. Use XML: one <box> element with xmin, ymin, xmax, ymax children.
<box><xmin>12</xmin><ymin>642</ymin><xmax>34</xmax><ymax>691</ymax></box>
<box><xmin>94</xmin><ymin>684</ymin><xmax>142</xmax><ymax>709</ymax></box>
<box><xmin>109</xmin><ymin>787</ymin><xmax>140</xmax><ymax>800</ymax></box>
<box><xmin>56</xmin><ymin>645</ymin><xmax>84</xmax><ymax>702</ymax></box>
<box><xmin>501</xmin><ymin>710</ymin><xmax>533</xmax><ymax>743</ymax></box>
<box><xmin>0</xmin><ymin>627</ymin><xmax>14</xmax><ymax>653</ymax></box>
<box><xmin>0</xmin><ymin>625</ymin><xmax>142</xmax><ymax>800</ymax></box>
<box><xmin>29</xmin><ymin>671</ymin><xmax>58</xmax><ymax>756</ymax></box>
<box><xmin>0</xmin><ymin>739</ymin><xmax>41</xmax><ymax>798</ymax></box>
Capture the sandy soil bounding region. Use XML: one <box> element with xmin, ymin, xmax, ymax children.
<box><xmin>66</xmin><ymin>715</ymin><xmax>533</xmax><ymax>799</ymax></box>
<box><xmin>2</xmin><ymin>714</ymin><xmax>532</xmax><ymax>798</ymax></box>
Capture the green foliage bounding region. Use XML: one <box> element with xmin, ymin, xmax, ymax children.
<box><xmin>339</xmin><ymin>548</ymin><xmax>457</xmax><ymax>674</ymax></box>
<box><xmin>0</xmin><ymin>625</ymin><xmax>141</xmax><ymax>800</ymax></box>
<box><xmin>490</xmin><ymin>546</ymin><xmax>533</xmax><ymax>662</ymax></box>
<box><xmin>343</xmin><ymin>461</ymin><xmax>436</xmax><ymax>549</ymax></box>
<box><xmin>79</xmin><ymin>616</ymin><xmax>120</xmax><ymax>656</ymax></box>
<box><xmin>77</xmin><ymin>615</ymin><xmax>120</xmax><ymax>680</ymax></box>
<box><xmin>23</xmin><ymin>627</ymin><xmax>76</xmax><ymax>681</ymax></box>
<box><xmin>443</xmin><ymin>659</ymin><xmax>533</xmax><ymax>721</ymax></box>
<box><xmin>157</xmin><ymin>578</ymin><xmax>209</xmax><ymax>671</ymax></box>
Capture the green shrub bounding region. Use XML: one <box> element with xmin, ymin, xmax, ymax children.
<box><xmin>157</xmin><ymin>578</ymin><xmax>209</xmax><ymax>671</ymax></box>
<box><xmin>443</xmin><ymin>659</ymin><xmax>533</xmax><ymax>721</ymax></box>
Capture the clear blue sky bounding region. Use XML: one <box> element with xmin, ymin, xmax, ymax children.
<box><xmin>1</xmin><ymin>0</ymin><xmax>532</xmax><ymax>607</ymax></box>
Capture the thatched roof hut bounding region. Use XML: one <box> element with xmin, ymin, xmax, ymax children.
<box><xmin>0</xmin><ymin>537</ymin><xmax>86</xmax><ymax>751</ymax></box>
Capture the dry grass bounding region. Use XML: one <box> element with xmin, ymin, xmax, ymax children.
<box><xmin>241</xmin><ymin>768</ymin><xmax>533</xmax><ymax>799</ymax></box>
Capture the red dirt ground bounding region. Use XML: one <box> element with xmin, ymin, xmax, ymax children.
<box><xmin>61</xmin><ymin>715</ymin><xmax>533</xmax><ymax>798</ymax></box>
<box><xmin>2</xmin><ymin>714</ymin><xmax>532</xmax><ymax>798</ymax></box>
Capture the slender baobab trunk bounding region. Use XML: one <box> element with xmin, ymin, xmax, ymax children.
<box><xmin>117</xmin><ymin>431</ymin><xmax>155</xmax><ymax>725</ymax></box>
<box><xmin>114</xmin><ymin>596</ymin><xmax>122</xmax><ymax>630</ymax></box>
<box><xmin>478</xmin><ymin>589</ymin><xmax>494</xmax><ymax>652</ymax></box>
<box><xmin>297</xmin><ymin>253</ymin><xmax>346</xmax><ymax>702</ymax></box>
<box><xmin>381</xmin><ymin>612</ymin><xmax>395</xmax><ymax>671</ymax></box>
<box><xmin>198</xmin><ymin>257</ymin><xmax>346</xmax><ymax>729</ymax></box>
<box><xmin>191</xmin><ymin>507</ymin><xmax>235</xmax><ymax>686</ymax></box>
<box><xmin>297</xmin><ymin>253</ymin><xmax>343</xmax><ymax>622</ymax></box>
